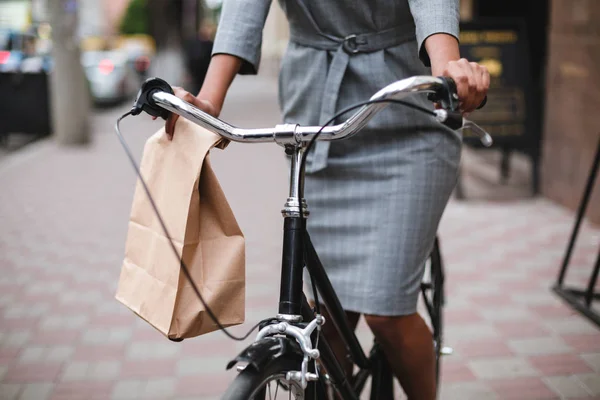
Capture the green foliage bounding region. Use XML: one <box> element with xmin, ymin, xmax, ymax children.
<box><xmin>119</xmin><ymin>0</ymin><xmax>149</xmax><ymax>35</ymax></box>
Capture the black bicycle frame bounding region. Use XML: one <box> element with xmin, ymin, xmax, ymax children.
<box><xmin>303</xmin><ymin>231</ymin><xmax>370</xmax><ymax>369</ymax></box>
<box><xmin>277</xmin><ymin>214</ymin><xmax>369</xmax><ymax>360</ymax></box>
<box><xmin>273</xmin><ymin>142</ymin><xmax>398</xmax><ymax>399</ymax></box>
<box><xmin>277</xmin><ymin>212</ymin><xmax>395</xmax><ymax>399</ymax></box>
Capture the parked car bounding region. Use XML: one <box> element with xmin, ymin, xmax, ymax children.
<box><xmin>114</xmin><ymin>35</ymin><xmax>154</xmax><ymax>82</ymax></box>
<box><xmin>0</xmin><ymin>29</ymin><xmax>29</xmax><ymax>72</ymax></box>
<box><xmin>81</xmin><ymin>50</ymin><xmax>138</xmax><ymax>105</ymax></box>
<box><xmin>0</xmin><ymin>28</ymin><xmax>51</xmax><ymax>73</ymax></box>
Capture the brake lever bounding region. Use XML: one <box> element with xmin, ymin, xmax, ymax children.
<box><xmin>463</xmin><ymin>119</ymin><xmax>493</xmax><ymax>147</ymax></box>
<box><xmin>434</xmin><ymin>109</ymin><xmax>493</xmax><ymax>147</ymax></box>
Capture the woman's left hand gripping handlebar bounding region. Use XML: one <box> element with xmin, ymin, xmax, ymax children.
<box><xmin>438</xmin><ymin>59</ymin><xmax>490</xmax><ymax>114</ymax></box>
<box><xmin>152</xmin><ymin>86</ymin><xmax>220</xmax><ymax>140</ymax></box>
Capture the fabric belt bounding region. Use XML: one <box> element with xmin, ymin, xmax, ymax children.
<box><xmin>288</xmin><ymin>1</ymin><xmax>416</xmax><ymax>173</ymax></box>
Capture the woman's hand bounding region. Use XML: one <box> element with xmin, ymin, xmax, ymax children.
<box><xmin>434</xmin><ymin>59</ymin><xmax>490</xmax><ymax>114</ymax></box>
<box><xmin>424</xmin><ymin>34</ymin><xmax>490</xmax><ymax>114</ymax></box>
<box><xmin>156</xmin><ymin>55</ymin><xmax>243</xmax><ymax>139</ymax></box>
<box><xmin>163</xmin><ymin>87</ymin><xmax>220</xmax><ymax>140</ymax></box>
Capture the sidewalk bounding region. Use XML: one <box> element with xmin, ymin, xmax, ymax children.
<box><xmin>0</xmin><ymin>75</ymin><xmax>599</xmax><ymax>400</ymax></box>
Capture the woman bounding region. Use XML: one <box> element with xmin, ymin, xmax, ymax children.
<box><xmin>166</xmin><ymin>1</ymin><xmax>488</xmax><ymax>398</ymax></box>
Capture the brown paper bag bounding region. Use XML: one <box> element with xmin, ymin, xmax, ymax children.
<box><xmin>116</xmin><ymin>117</ymin><xmax>245</xmax><ymax>340</ymax></box>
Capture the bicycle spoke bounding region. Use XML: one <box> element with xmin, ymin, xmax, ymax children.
<box><xmin>245</xmin><ymin>372</ymin><xmax>303</xmax><ymax>399</ymax></box>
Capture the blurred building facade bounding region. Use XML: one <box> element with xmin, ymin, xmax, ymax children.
<box><xmin>541</xmin><ymin>0</ymin><xmax>600</xmax><ymax>224</ymax></box>
<box><xmin>0</xmin><ymin>0</ymin><xmax>31</xmax><ymax>29</ymax></box>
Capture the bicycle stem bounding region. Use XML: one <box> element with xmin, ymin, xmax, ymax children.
<box><xmin>282</xmin><ymin>145</ymin><xmax>309</xmax><ymax>219</ymax></box>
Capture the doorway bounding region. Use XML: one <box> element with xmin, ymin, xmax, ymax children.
<box><xmin>457</xmin><ymin>0</ymin><xmax>551</xmax><ymax>196</ymax></box>
<box><xmin>475</xmin><ymin>0</ymin><xmax>550</xmax><ymax>133</ymax></box>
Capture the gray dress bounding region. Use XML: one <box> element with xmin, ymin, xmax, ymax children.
<box><xmin>213</xmin><ymin>0</ymin><xmax>462</xmax><ymax>316</ymax></box>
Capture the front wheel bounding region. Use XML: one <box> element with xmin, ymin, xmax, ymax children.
<box><xmin>222</xmin><ymin>356</ymin><xmax>306</xmax><ymax>399</ymax></box>
<box><xmin>421</xmin><ymin>236</ymin><xmax>445</xmax><ymax>388</ymax></box>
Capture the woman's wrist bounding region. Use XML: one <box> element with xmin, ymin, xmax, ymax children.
<box><xmin>194</xmin><ymin>54</ymin><xmax>243</xmax><ymax>118</ymax></box>
<box><xmin>424</xmin><ymin>33</ymin><xmax>461</xmax><ymax>76</ymax></box>
<box><xmin>424</xmin><ymin>33</ymin><xmax>490</xmax><ymax>113</ymax></box>
<box><xmin>194</xmin><ymin>96</ymin><xmax>221</xmax><ymax>117</ymax></box>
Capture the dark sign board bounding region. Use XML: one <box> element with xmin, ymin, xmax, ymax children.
<box><xmin>0</xmin><ymin>72</ymin><xmax>51</xmax><ymax>136</ymax></box>
<box><xmin>459</xmin><ymin>20</ymin><xmax>537</xmax><ymax>150</ymax></box>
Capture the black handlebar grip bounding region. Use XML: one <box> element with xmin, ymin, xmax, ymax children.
<box><xmin>131</xmin><ymin>77</ymin><xmax>174</xmax><ymax>120</ymax></box>
<box><xmin>429</xmin><ymin>76</ymin><xmax>488</xmax><ymax>111</ymax></box>
<box><xmin>442</xmin><ymin>111</ymin><xmax>463</xmax><ymax>130</ymax></box>
<box><xmin>442</xmin><ymin>77</ymin><xmax>489</xmax><ymax>111</ymax></box>
<box><xmin>428</xmin><ymin>77</ymin><xmax>459</xmax><ymax>111</ymax></box>
<box><xmin>442</xmin><ymin>76</ymin><xmax>458</xmax><ymax>98</ymax></box>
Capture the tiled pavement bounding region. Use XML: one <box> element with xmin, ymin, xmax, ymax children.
<box><xmin>1</xmin><ymin>75</ymin><xmax>599</xmax><ymax>400</ymax></box>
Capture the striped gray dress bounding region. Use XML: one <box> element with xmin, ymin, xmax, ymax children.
<box><xmin>214</xmin><ymin>0</ymin><xmax>462</xmax><ymax>316</ymax></box>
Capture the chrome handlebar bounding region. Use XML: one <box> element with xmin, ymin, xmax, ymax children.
<box><xmin>148</xmin><ymin>75</ymin><xmax>492</xmax><ymax>147</ymax></box>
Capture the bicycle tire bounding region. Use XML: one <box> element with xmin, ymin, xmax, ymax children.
<box><xmin>420</xmin><ymin>237</ymin><xmax>445</xmax><ymax>390</ymax></box>
<box><xmin>222</xmin><ymin>356</ymin><xmax>307</xmax><ymax>399</ymax></box>
<box><xmin>430</xmin><ymin>237</ymin><xmax>445</xmax><ymax>387</ymax></box>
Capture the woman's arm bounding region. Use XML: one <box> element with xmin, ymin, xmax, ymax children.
<box><xmin>424</xmin><ymin>33</ymin><xmax>460</xmax><ymax>75</ymax></box>
<box><xmin>425</xmin><ymin>33</ymin><xmax>489</xmax><ymax>113</ymax></box>
<box><xmin>197</xmin><ymin>54</ymin><xmax>242</xmax><ymax>115</ymax></box>
<box><xmin>408</xmin><ymin>0</ymin><xmax>489</xmax><ymax>113</ymax></box>
<box><xmin>165</xmin><ymin>0</ymin><xmax>273</xmax><ymax>137</ymax></box>
<box><xmin>165</xmin><ymin>55</ymin><xmax>242</xmax><ymax>137</ymax></box>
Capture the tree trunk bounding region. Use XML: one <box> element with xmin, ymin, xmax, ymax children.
<box><xmin>48</xmin><ymin>0</ymin><xmax>90</xmax><ymax>145</ymax></box>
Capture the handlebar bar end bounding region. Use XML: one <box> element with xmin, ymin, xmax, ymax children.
<box><xmin>131</xmin><ymin>77</ymin><xmax>174</xmax><ymax>120</ymax></box>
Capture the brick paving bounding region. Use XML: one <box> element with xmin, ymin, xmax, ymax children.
<box><xmin>1</xmin><ymin>75</ymin><xmax>599</xmax><ymax>400</ymax></box>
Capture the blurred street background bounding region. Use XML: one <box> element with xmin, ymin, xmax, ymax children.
<box><xmin>1</xmin><ymin>0</ymin><xmax>599</xmax><ymax>399</ymax></box>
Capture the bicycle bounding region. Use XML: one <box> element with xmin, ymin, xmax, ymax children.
<box><xmin>118</xmin><ymin>75</ymin><xmax>491</xmax><ymax>399</ymax></box>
